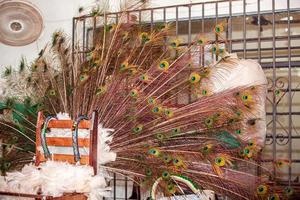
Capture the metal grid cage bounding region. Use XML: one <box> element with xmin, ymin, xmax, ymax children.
<box><xmin>72</xmin><ymin>0</ymin><xmax>300</xmax><ymax>199</ymax></box>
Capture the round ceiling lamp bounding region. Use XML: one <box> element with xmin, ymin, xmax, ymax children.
<box><xmin>0</xmin><ymin>0</ymin><xmax>43</xmax><ymax>46</ymax></box>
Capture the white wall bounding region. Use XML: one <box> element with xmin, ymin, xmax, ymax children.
<box><xmin>0</xmin><ymin>0</ymin><xmax>96</xmax><ymax>69</ymax></box>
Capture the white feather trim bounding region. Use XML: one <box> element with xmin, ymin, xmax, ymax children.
<box><xmin>56</xmin><ymin>113</ymin><xmax>71</xmax><ymax>120</ymax></box>
<box><xmin>0</xmin><ymin>161</ymin><xmax>110</xmax><ymax>199</ymax></box>
<box><xmin>97</xmin><ymin>124</ymin><xmax>116</xmax><ymax>165</ymax></box>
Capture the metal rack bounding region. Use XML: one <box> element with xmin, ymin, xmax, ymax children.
<box><xmin>72</xmin><ymin>0</ymin><xmax>300</xmax><ymax>198</ymax></box>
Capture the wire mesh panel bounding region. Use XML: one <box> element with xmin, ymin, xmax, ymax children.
<box><xmin>73</xmin><ymin>0</ymin><xmax>300</xmax><ymax>199</ymax></box>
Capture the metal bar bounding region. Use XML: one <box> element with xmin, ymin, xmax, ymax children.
<box><xmin>232</xmin><ymin>45</ymin><xmax>300</xmax><ymax>52</ymax></box>
<box><xmin>113</xmin><ymin>173</ymin><xmax>116</xmax><ymax>200</ymax></box>
<box><xmin>266</xmin><ymin>135</ymin><xmax>300</xmax><ymax>139</ymax></box>
<box><xmin>75</xmin><ymin>0</ymin><xmax>241</xmax><ymax>18</ymax></box>
<box><xmin>178</xmin><ymin>35</ymin><xmax>300</xmax><ymax>46</ymax></box>
<box><xmin>151</xmin><ymin>9</ymin><xmax>154</xmax><ymax>31</ymax></box>
<box><xmin>188</xmin><ymin>5</ymin><xmax>191</xmax><ymax>45</ymax></box>
<box><xmin>139</xmin><ymin>10</ymin><xmax>142</xmax><ymax>24</ymax></box>
<box><xmin>215</xmin><ymin>2</ymin><xmax>218</xmax><ymax>61</ymax></box>
<box><xmin>125</xmin><ymin>176</ymin><xmax>128</xmax><ymax>200</ymax></box>
<box><xmin>266</xmin><ymin>112</ymin><xmax>300</xmax><ymax>115</ymax></box>
<box><xmin>202</xmin><ymin>3</ymin><xmax>205</xmax><ymax>66</ymax></box>
<box><xmin>268</xmin><ymin>89</ymin><xmax>300</xmax><ymax>92</ymax></box>
<box><xmin>272</xmin><ymin>0</ymin><xmax>277</xmax><ymax>179</ymax></box>
<box><xmin>72</xmin><ymin>17</ymin><xmax>75</xmax><ymax>62</ymax></box>
<box><xmin>258</xmin><ymin>0</ymin><xmax>261</xmax><ymax>63</ymax></box>
<box><xmin>176</xmin><ymin>6</ymin><xmax>179</xmax><ymax>35</ymax></box>
<box><xmin>287</xmin><ymin>0</ymin><xmax>292</xmax><ymax>186</ymax></box>
<box><xmin>260</xmin><ymin>61</ymin><xmax>300</xmax><ymax>69</ymax></box>
<box><xmin>243</xmin><ymin>0</ymin><xmax>246</xmax><ymax>58</ymax></box>
<box><xmin>202</xmin><ymin>4</ymin><xmax>204</xmax><ymax>33</ymax></box>
<box><xmin>163</xmin><ymin>7</ymin><xmax>166</xmax><ymax>23</ymax></box>
<box><xmin>261</xmin><ymin>159</ymin><xmax>300</xmax><ymax>163</ymax></box>
<box><xmin>86</xmin><ymin>28</ymin><xmax>90</xmax><ymax>51</ymax></box>
<box><xmin>75</xmin><ymin>5</ymin><xmax>300</xmax><ymax>20</ymax></box>
<box><xmin>116</xmin><ymin>13</ymin><xmax>119</xmax><ymax>23</ymax></box>
<box><xmin>229</xmin><ymin>0</ymin><xmax>232</xmax><ymax>52</ymax></box>
<box><xmin>92</xmin><ymin>17</ymin><xmax>96</xmax><ymax>48</ymax></box>
<box><xmin>83</xmin><ymin>18</ymin><xmax>86</xmax><ymax>60</ymax></box>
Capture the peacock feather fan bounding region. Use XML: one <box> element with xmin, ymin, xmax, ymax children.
<box><xmin>1</xmin><ymin>3</ymin><xmax>297</xmax><ymax>199</ymax></box>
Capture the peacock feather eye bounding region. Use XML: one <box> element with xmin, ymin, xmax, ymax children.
<box><xmin>173</xmin><ymin>157</ymin><xmax>184</xmax><ymax>167</ymax></box>
<box><xmin>248</xmin><ymin>140</ymin><xmax>256</xmax><ymax>147</ymax></box>
<box><xmin>243</xmin><ymin>147</ymin><xmax>252</xmax><ymax>158</ymax></box>
<box><xmin>147</xmin><ymin>97</ymin><xmax>156</xmax><ymax>105</ymax></box>
<box><xmin>96</xmin><ymin>86</ymin><xmax>107</xmax><ymax>96</ymax></box>
<box><xmin>215</xmin><ymin>157</ymin><xmax>225</xmax><ymax>167</ymax></box>
<box><xmin>164</xmin><ymin>108</ymin><xmax>173</xmax><ymax>118</ymax></box>
<box><xmin>189</xmin><ymin>72</ymin><xmax>201</xmax><ymax>84</ymax></box>
<box><xmin>156</xmin><ymin>133</ymin><xmax>165</xmax><ymax>141</ymax></box>
<box><xmin>140</xmin><ymin>74</ymin><xmax>149</xmax><ymax>82</ymax></box>
<box><xmin>235</xmin><ymin>129</ymin><xmax>241</xmax><ymax>134</ymax></box>
<box><xmin>140</xmin><ymin>32</ymin><xmax>150</xmax><ymax>43</ymax></box>
<box><xmin>169</xmin><ymin>39</ymin><xmax>180</xmax><ymax>48</ymax></box>
<box><xmin>145</xmin><ymin>168</ymin><xmax>152</xmax><ymax>176</ymax></box>
<box><xmin>197</xmin><ymin>37</ymin><xmax>207</xmax><ymax>46</ymax></box>
<box><xmin>268</xmin><ymin>194</ymin><xmax>280</xmax><ymax>200</ymax></box>
<box><xmin>79</xmin><ymin>74</ymin><xmax>89</xmax><ymax>82</ymax></box>
<box><xmin>158</xmin><ymin>60</ymin><xmax>170</xmax><ymax>71</ymax></box>
<box><xmin>242</xmin><ymin>94</ymin><xmax>252</xmax><ymax>102</ymax></box>
<box><xmin>205</xmin><ymin>117</ymin><xmax>214</xmax><ymax>128</ymax></box>
<box><xmin>284</xmin><ymin>186</ymin><xmax>294</xmax><ymax>196</ymax></box>
<box><xmin>148</xmin><ymin>148</ymin><xmax>160</xmax><ymax>157</ymax></box>
<box><xmin>202</xmin><ymin>144</ymin><xmax>213</xmax><ymax>154</ymax></box>
<box><xmin>162</xmin><ymin>171</ymin><xmax>170</xmax><ymax>179</ymax></box>
<box><xmin>211</xmin><ymin>45</ymin><xmax>219</xmax><ymax>54</ymax></box>
<box><xmin>152</xmin><ymin>106</ymin><xmax>162</xmax><ymax>114</ymax></box>
<box><xmin>26</xmin><ymin>76</ymin><xmax>32</xmax><ymax>83</ymax></box>
<box><xmin>171</xmin><ymin>128</ymin><xmax>181</xmax><ymax>135</ymax></box>
<box><xmin>197</xmin><ymin>39</ymin><xmax>204</xmax><ymax>45</ymax></box>
<box><xmin>167</xmin><ymin>182</ymin><xmax>176</xmax><ymax>194</ymax></box>
<box><xmin>257</xmin><ymin>184</ymin><xmax>268</xmax><ymax>195</ymax></box>
<box><xmin>202</xmin><ymin>89</ymin><xmax>208</xmax><ymax>96</ymax></box>
<box><xmin>132</xmin><ymin>124</ymin><xmax>143</xmax><ymax>134</ymax></box>
<box><xmin>238</xmin><ymin>149</ymin><xmax>245</xmax><ymax>157</ymax></box>
<box><xmin>48</xmin><ymin>89</ymin><xmax>56</xmax><ymax>96</ymax></box>
<box><xmin>170</xmin><ymin>42</ymin><xmax>177</xmax><ymax>48</ymax></box>
<box><xmin>162</xmin><ymin>154</ymin><xmax>172</xmax><ymax>164</ymax></box>
<box><xmin>130</xmin><ymin>89</ymin><xmax>139</xmax><ymax>98</ymax></box>
<box><xmin>219</xmin><ymin>48</ymin><xmax>225</xmax><ymax>54</ymax></box>
<box><xmin>3</xmin><ymin>162</ymin><xmax>11</xmax><ymax>169</ymax></box>
<box><xmin>129</xmin><ymin>68</ymin><xmax>137</xmax><ymax>75</ymax></box>
<box><xmin>276</xmin><ymin>160</ymin><xmax>284</xmax><ymax>167</ymax></box>
<box><xmin>215</xmin><ymin>24</ymin><xmax>224</xmax><ymax>33</ymax></box>
<box><xmin>12</xmin><ymin>136</ymin><xmax>19</xmax><ymax>142</ymax></box>
<box><xmin>236</xmin><ymin>110</ymin><xmax>242</xmax><ymax>117</ymax></box>
<box><xmin>120</xmin><ymin>62</ymin><xmax>129</xmax><ymax>71</ymax></box>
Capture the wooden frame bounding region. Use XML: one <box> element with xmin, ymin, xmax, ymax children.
<box><xmin>35</xmin><ymin>111</ymin><xmax>98</xmax><ymax>173</ymax></box>
<box><xmin>0</xmin><ymin>111</ymin><xmax>99</xmax><ymax>199</ymax></box>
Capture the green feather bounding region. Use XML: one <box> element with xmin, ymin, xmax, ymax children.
<box><xmin>217</xmin><ymin>131</ymin><xmax>241</xmax><ymax>149</ymax></box>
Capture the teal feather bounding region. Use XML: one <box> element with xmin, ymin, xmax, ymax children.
<box><xmin>217</xmin><ymin>131</ymin><xmax>241</xmax><ymax>149</ymax></box>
